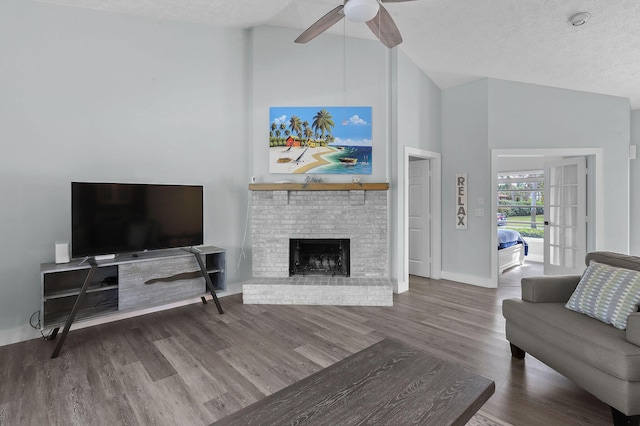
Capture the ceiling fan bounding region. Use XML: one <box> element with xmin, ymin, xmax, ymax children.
<box><xmin>295</xmin><ymin>0</ymin><xmax>415</xmax><ymax>49</ymax></box>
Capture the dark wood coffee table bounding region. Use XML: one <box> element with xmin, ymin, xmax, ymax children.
<box><xmin>213</xmin><ymin>338</ymin><xmax>495</xmax><ymax>425</ymax></box>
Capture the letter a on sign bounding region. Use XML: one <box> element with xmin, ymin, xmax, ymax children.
<box><xmin>456</xmin><ymin>173</ymin><xmax>467</xmax><ymax>229</ymax></box>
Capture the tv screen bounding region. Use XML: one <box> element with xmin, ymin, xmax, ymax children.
<box><xmin>72</xmin><ymin>182</ymin><xmax>203</xmax><ymax>258</ymax></box>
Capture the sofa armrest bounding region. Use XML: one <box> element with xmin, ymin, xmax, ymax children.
<box><xmin>627</xmin><ymin>313</ymin><xmax>640</xmax><ymax>346</ymax></box>
<box><xmin>521</xmin><ymin>275</ymin><xmax>582</xmax><ymax>303</ymax></box>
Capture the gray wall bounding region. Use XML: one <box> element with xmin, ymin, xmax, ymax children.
<box><xmin>489</xmin><ymin>79</ymin><xmax>630</xmax><ymax>253</ymax></box>
<box><xmin>632</xmin><ymin>110</ymin><xmax>640</xmax><ymax>255</ymax></box>
<box><xmin>2</xmin><ymin>0</ymin><xmax>638</xmax><ymax>345</ymax></box>
<box><xmin>249</xmin><ymin>25</ymin><xmax>390</xmax><ymax>183</ymax></box>
<box><xmin>250</xmin><ymin>27</ymin><xmax>443</xmax><ymax>290</ymax></box>
<box><xmin>441</xmin><ymin>78</ymin><xmax>631</xmax><ymax>283</ymax></box>
<box><xmin>0</xmin><ymin>0</ymin><xmax>251</xmax><ymax>340</ymax></box>
<box><xmin>390</xmin><ymin>49</ymin><xmax>442</xmax><ymax>284</ymax></box>
<box><xmin>441</xmin><ymin>80</ymin><xmax>491</xmax><ymax>281</ymax></box>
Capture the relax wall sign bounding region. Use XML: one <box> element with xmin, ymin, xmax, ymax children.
<box><xmin>456</xmin><ymin>173</ymin><xmax>467</xmax><ymax>230</ymax></box>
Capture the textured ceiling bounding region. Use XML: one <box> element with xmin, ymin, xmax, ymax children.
<box><xmin>36</xmin><ymin>0</ymin><xmax>640</xmax><ymax>109</ymax></box>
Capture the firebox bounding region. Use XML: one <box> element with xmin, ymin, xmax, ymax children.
<box><xmin>289</xmin><ymin>239</ymin><xmax>350</xmax><ymax>277</ymax></box>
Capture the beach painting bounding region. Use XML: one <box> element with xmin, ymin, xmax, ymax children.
<box><xmin>269</xmin><ymin>106</ymin><xmax>372</xmax><ymax>174</ymax></box>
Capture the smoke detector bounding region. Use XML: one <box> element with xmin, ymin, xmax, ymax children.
<box><xmin>568</xmin><ymin>12</ymin><xmax>590</xmax><ymax>27</ymax></box>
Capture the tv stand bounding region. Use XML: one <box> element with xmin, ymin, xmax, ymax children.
<box><xmin>40</xmin><ymin>246</ymin><xmax>226</xmax><ymax>358</ymax></box>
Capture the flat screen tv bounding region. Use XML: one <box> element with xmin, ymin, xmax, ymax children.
<box><xmin>72</xmin><ymin>182</ymin><xmax>203</xmax><ymax>258</ymax></box>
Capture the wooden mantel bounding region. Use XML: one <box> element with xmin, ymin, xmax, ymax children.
<box><xmin>249</xmin><ymin>182</ymin><xmax>389</xmax><ymax>191</ymax></box>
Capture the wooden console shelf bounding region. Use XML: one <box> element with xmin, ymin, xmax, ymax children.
<box><xmin>40</xmin><ymin>246</ymin><xmax>226</xmax><ymax>358</ymax></box>
<box><xmin>249</xmin><ymin>182</ymin><xmax>389</xmax><ymax>191</ymax></box>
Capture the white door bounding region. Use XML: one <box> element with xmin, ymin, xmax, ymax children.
<box><xmin>544</xmin><ymin>157</ymin><xmax>587</xmax><ymax>275</ymax></box>
<box><xmin>409</xmin><ymin>159</ymin><xmax>431</xmax><ymax>277</ymax></box>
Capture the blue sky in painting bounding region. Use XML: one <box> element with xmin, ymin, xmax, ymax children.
<box><xmin>270</xmin><ymin>106</ymin><xmax>372</xmax><ymax>146</ymax></box>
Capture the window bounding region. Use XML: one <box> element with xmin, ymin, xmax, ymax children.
<box><xmin>497</xmin><ymin>171</ymin><xmax>544</xmax><ymax>238</ymax></box>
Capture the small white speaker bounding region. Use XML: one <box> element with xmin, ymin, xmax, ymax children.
<box><xmin>55</xmin><ymin>241</ymin><xmax>70</xmax><ymax>264</ymax></box>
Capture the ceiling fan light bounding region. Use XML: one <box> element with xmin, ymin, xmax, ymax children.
<box><xmin>344</xmin><ymin>0</ymin><xmax>379</xmax><ymax>23</ymax></box>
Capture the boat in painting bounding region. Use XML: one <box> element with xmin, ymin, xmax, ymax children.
<box><xmin>339</xmin><ymin>157</ymin><xmax>358</xmax><ymax>164</ymax></box>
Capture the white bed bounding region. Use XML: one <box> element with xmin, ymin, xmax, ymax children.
<box><xmin>498</xmin><ymin>229</ymin><xmax>527</xmax><ymax>274</ymax></box>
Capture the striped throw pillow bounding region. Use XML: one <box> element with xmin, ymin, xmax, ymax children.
<box><xmin>565</xmin><ymin>261</ymin><xmax>640</xmax><ymax>330</ymax></box>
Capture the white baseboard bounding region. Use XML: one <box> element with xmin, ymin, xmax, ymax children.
<box><xmin>441</xmin><ymin>271</ymin><xmax>496</xmax><ymax>288</ymax></box>
<box><xmin>0</xmin><ymin>324</ymin><xmax>42</xmax><ymax>347</ymax></box>
<box><xmin>395</xmin><ymin>281</ymin><xmax>409</xmax><ymax>294</ymax></box>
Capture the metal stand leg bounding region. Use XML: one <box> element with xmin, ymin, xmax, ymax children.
<box><xmin>47</xmin><ymin>327</ymin><xmax>60</xmax><ymax>340</ymax></box>
<box><xmin>193</xmin><ymin>253</ymin><xmax>223</xmax><ymax>314</ymax></box>
<box><xmin>201</xmin><ymin>296</ymin><xmax>208</xmax><ymax>304</ymax></box>
<box><xmin>51</xmin><ymin>262</ymin><xmax>98</xmax><ymax>359</ymax></box>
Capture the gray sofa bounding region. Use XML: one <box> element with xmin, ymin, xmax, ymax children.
<box><xmin>502</xmin><ymin>251</ymin><xmax>640</xmax><ymax>426</ymax></box>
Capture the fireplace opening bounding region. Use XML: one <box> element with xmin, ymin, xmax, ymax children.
<box><xmin>289</xmin><ymin>239</ymin><xmax>350</xmax><ymax>277</ymax></box>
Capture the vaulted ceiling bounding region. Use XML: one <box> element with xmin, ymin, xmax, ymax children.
<box><xmin>36</xmin><ymin>0</ymin><xmax>640</xmax><ymax>109</ymax></box>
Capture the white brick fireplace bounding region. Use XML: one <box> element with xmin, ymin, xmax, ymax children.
<box><xmin>243</xmin><ymin>183</ymin><xmax>393</xmax><ymax>306</ymax></box>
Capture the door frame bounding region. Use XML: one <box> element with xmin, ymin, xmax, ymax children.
<box><xmin>404</xmin><ymin>147</ymin><xmax>442</xmax><ymax>288</ymax></box>
<box><xmin>490</xmin><ymin>148</ymin><xmax>603</xmax><ymax>286</ymax></box>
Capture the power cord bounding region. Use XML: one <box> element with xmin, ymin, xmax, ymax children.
<box><xmin>29</xmin><ymin>310</ymin><xmax>52</xmax><ymax>339</ymax></box>
<box><xmin>237</xmin><ymin>190</ymin><xmax>251</xmax><ymax>272</ymax></box>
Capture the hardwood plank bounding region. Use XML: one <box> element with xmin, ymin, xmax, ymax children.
<box><xmin>124</xmin><ymin>327</ymin><xmax>177</xmax><ymax>382</ymax></box>
<box><xmin>0</xmin><ymin>276</ymin><xmax>615</xmax><ymax>426</ymax></box>
<box><xmin>117</xmin><ymin>361</ymin><xmax>176</xmax><ymax>425</ymax></box>
<box><xmin>216</xmin><ymin>345</ymin><xmax>293</xmax><ymax>396</ymax></box>
<box><xmin>153</xmin><ymin>374</ymin><xmax>217</xmax><ymax>425</ymax></box>
<box><xmin>154</xmin><ymin>336</ymin><xmax>227</xmax><ymax>403</ymax></box>
<box><xmin>203</xmin><ymin>392</ymin><xmax>246</xmax><ymax>421</ymax></box>
<box><xmin>294</xmin><ymin>343</ymin><xmax>342</xmax><ymax>368</ymax></box>
<box><xmin>158</xmin><ymin>320</ymin><xmax>265</xmax><ymax>406</ymax></box>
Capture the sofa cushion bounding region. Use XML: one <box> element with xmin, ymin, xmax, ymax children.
<box><xmin>565</xmin><ymin>261</ymin><xmax>640</xmax><ymax>330</ymax></box>
<box><xmin>586</xmin><ymin>252</ymin><xmax>640</xmax><ymax>271</ymax></box>
<box><xmin>503</xmin><ymin>299</ymin><xmax>640</xmax><ymax>381</ymax></box>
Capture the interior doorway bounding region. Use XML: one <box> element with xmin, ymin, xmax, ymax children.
<box><xmin>409</xmin><ymin>158</ymin><xmax>431</xmax><ymax>277</ymax></box>
<box><xmin>491</xmin><ymin>148</ymin><xmax>603</xmax><ymax>286</ymax></box>
<box><xmin>404</xmin><ymin>147</ymin><xmax>441</xmax><ymax>287</ymax></box>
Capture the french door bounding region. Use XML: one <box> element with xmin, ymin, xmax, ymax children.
<box><xmin>544</xmin><ymin>157</ymin><xmax>587</xmax><ymax>275</ymax></box>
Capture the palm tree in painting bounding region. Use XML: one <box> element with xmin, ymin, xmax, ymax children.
<box><xmin>312</xmin><ymin>108</ymin><xmax>335</xmax><ymax>141</ymax></box>
<box><xmin>301</xmin><ymin>120</ymin><xmax>309</xmax><ymax>145</ymax></box>
<box><xmin>304</xmin><ymin>126</ymin><xmax>313</xmax><ymax>144</ymax></box>
<box><xmin>270</xmin><ymin>122</ymin><xmax>277</xmax><ymax>147</ymax></box>
<box><xmin>289</xmin><ymin>115</ymin><xmax>303</xmax><ymax>143</ymax></box>
<box><xmin>278</xmin><ymin>123</ymin><xmax>286</xmax><ymax>145</ymax></box>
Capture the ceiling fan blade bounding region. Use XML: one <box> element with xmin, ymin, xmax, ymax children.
<box><xmin>295</xmin><ymin>5</ymin><xmax>345</xmax><ymax>44</ymax></box>
<box><xmin>366</xmin><ymin>4</ymin><xmax>403</xmax><ymax>48</ymax></box>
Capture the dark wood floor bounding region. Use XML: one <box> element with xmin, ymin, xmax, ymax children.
<box><xmin>0</xmin><ymin>275</ymin><xmax>611</xmax><ymax>425</ymax></box>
